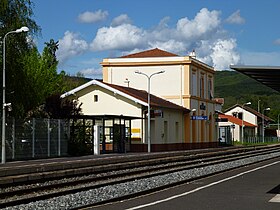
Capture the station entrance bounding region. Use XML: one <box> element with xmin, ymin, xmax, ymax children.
<box><xmin>218</xmin><ymin>126</ymin><xmax>232</xmax><ymax>146</ymax></box>
<box><xmin>68</xmin><ymin>115</ymin><xmax>141</xmax><ymax>155</ymax></box>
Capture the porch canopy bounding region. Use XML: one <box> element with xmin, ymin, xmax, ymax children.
<box><xmin>230</xmin><ymin>65</ymin><xmax>280</xmax><ymax>92</ymax></box>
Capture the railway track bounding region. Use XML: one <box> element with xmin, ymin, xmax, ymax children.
<box><xmin>1</xmin><ymin>145</ymin><xmax>280</xmax><ymax>209</ymax></box>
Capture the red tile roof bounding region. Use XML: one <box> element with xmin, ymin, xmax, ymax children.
<box><xmin>103</xmin><ymin>82</ymin><xmax>189</xmax><ymax>112</ymax></box>
<box><xmin>218</xmin><ymin>114</ymin><xmax>257</xmax><ymax>127</ymax></box>
<box><xmin>120</xmin><ymin>48</ymin><xmax>178</xmax><ymax>58</ymax></box>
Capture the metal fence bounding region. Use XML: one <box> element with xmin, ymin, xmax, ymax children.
<box><xmin>0</xmin><ymin>118</ymin><xmax>70</xmax><ymax>161</ymax></box>
<box><xmin>244</xmin><ymin>136</ymin><xmax>279</xmax><ymax>144</ymax></box>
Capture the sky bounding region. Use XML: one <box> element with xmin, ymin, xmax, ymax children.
<box><xmin>32</xmin><ymin>0</ymin><xmax>280</xmax><ymax>79</ymax></box>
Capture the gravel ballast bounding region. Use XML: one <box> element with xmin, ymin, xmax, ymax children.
<box><xmin>3</xmin><ymin>151</ymin><xmax>280</xmax><ymax>210</ymax></box>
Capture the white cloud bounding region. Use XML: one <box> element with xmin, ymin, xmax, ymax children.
<box><xmin>90</xmin><ymin>24</ymin><xmax>145</xmax><ymax>51</ymax></box>
<box><xmin>176</xmin><ymin>8</ymin><xmax>221</xmax><ymax>40</ymax></box>
<box><xmin>157</xmin><ymin>16</ymin><xmax>171</xmax><ymax>29</ymax></box>
<box><xmin>57</xmin><ymin>31</ymin><xmax>88</xmax><ymax>64</ymax></box>
<box><xmin>52</xmin><ymin>7</ymin><xmax>241</xmax><ymax>73</ymax></box>
<box><xmin>88</xmin><ymin>8</ymin><xmax>240</xmax><ymax>70</ymax></box>
<box><xmin>149</xmin><ymin>40</ymin><xmax>186</xmax><ymax>55</ymax></box>
<box><xmin>78</xmin><ymin>10</ymin><xmax>108</xmax><ymax>23</ymax></box>
<box><xmin>209</xmin><ymin>39</ymin><xmax>240</xmax><ymax>70</ymax></box>
<box><xmin>78</xmin><ymin>67</ymin><xmax>102</xmax><ymax>78</ymax></box>
<box><xmin>111</xmin><ymin>14</ymin><xmax>132</xmax><ymax>27</ymax></box>
<box><xmin>90</xmin><ymin>8</ymin><xmax>222</xmax><ymax>52</ymax></box>
<box><xmin>225</xmin><ymin>10</ymin><xmax>245</xmax><ymax>24</ymax></box>
<box><xmin>196</xmin><ymin>39</ymin><xmax>240</xmax><ymax>70</ymax></box>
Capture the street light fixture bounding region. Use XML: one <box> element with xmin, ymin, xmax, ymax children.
<box><xmin>135</xmin><ymin>70</ymin><xmax>165</xmax><ymax>153</ymax></box>
<box><xmin>241</xmin><ymin>102</ymin><xmax>251</xmax><ymax>143</ymax></box>
<box><xmin>2</xmin><ymin>26</ymin><xmax>29</xmax><ymax>164</ymax></box>
<box><xmin>262</xmin><ymin>107</ymin><xmax>270</xmax><ymax>143</ymax></box>
<box><xmin>15</xmin><ymin>26</ymin><xmax>29</xmax><ymax>33</ymax></box>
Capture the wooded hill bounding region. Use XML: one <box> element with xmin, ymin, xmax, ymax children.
<box><xmin>214</xmin><ymin>71</ymin><xmax>280</xmax><ymax>121</ymax></box>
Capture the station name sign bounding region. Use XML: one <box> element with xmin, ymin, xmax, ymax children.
<box><xmin>191</xmin><ymin>116</ymin><xmax>208</xmax><ymax>120</ymax></box>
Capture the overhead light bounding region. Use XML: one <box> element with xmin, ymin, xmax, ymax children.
<box><xmin>15</xmin><ymin>26</ymin><xmax>29</xmax><ymax>33</ymax></box>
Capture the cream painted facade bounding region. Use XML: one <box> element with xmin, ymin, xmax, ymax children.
<box><xmin>101</xmin><ymin>55</ymin><xmax>217</xmax><ymax>144</ymax></box>
<box><xmin>219</xmin><ymin>120</ymin><xmax>242</xmax><ymax>142</ymax></box>
<box><xmin>225</xmin><ymin>106</ymin><xmax>257</xmax><ymax>134</ymax></box>
<box><xmin>61</xmin><ymin>80</ymin><xmax>187</xmax><ymax>148</ymax></box>
<box><xmin>223</xmin><ymin>105</ymin><xmax>265</xmax><ymax>141</ymax></box>
<box><xmin>75</xmin><ymin>86</ymin><xmax>142</xmax><ymax>117</ymax></box>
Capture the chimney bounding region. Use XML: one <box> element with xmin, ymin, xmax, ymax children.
<box><xmin>189</xmin><ymin>49</ymin><xmax>196</xmax><ymax>58</ymax></box>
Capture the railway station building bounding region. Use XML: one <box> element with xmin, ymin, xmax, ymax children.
<box><xmin>218</xmin><ymin>104</ymin><xmax>274</xmax><ymax>143</ymax></box>
<box><xmin>61</xmin><ymin>80</ymin><xmax>189</xmax><ymax>152</ymax></box>
<box><xmin>62</xmin><ymin>48</ymin><xmax>219</xmax><ymax>152</ymax></box>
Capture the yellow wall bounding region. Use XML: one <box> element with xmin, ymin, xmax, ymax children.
<box><xmin>102</xmin><ymin>66</ymin><xmax>109</xmax><ymax>83</ymax></box>
<box><xmin>101</xmin><ymin>56</ymin><xmax>217</xmax><ymax>145</ymax></box>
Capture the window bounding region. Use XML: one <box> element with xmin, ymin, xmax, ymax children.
<box><xmin>192</xmin><ymin>73</ymin><xmax>197</xmax><ymax>96</ymax></box>
<box><xmin>208</xmin><ymin>78</ymin><xmax>213</xmax><ymax>99</ymax></box>
<box><xmin>200</xmin><ymin>75</ymin><xmax>205</xmax><ymax>98</ymax></box>
<box><xmin>238</xmin><ymin>112</ymin><xmax>243</xmax><ymax>120</ymax></box>
<box><xmin>233</xmin><ymin>112</ymin><xmax>242</xmax><ymax>119</ymax></box>
<box><xmin>94</xmin><ymin>95</ymin><xmax>98</xmax><ymax>102</ymax></box>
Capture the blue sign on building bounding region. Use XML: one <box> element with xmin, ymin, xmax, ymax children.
<box><xmin>191</xmin><ymin>116</ymin><xmax>208</xmax><ymax>120</ymax></box>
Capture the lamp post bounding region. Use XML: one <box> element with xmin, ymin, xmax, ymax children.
<box><xmin>135</xmin><ymin>70</ymin><xmax>165</xmax><ymax>153</ymax></box>
<box><xmin>277</xmin><ymin>114</ymin><xmax>280</xmax><ymax>141</ymax></box>
<box><xmin>241</xmin><ymin>102</ymin><xmax>251</xmax><ymax>143</ymax></box>
<box><xmin>2</xmin><ymin>26</ymin><xmax>29</xmax><ymax>164</ymax></box>
<box><xmin>262</xmin><ymin>107</ymin><xmax>270</xmax><ymax>143</ymax></box>
<box><xmin>191</xmin><ymin>108</ymin><xmax>197</xmax><ymax>142</ymax></box>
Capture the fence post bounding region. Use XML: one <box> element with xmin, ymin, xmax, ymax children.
<box><xmin>48</xmin><ymin>118</ymin><xmax>50</xmax><ymax>157</ymax></box>
<box><xmin>12</xmin><ymin>118</ymin><xmax>15</xmax><ymax>159</ymax></box>
<box><xmin>32</xmin><ymin>118</ymin><xmax>35</xmax><ymax>158</ymax></box>
<box><xmin>58</xmin><ymin>119</ymin><xmax>61</xmax><ymax>156</ymax></box>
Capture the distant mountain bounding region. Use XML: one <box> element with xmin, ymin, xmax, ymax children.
<box><xmin>214</xmin><ymin>70</ymin><xmax>280</xmax><ymax>121</ymax></box>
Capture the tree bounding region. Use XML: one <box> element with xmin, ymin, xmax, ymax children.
<box><xmin>26</xmin><ymin>93</ymin><xmax>82</xmax><ymax>119</ymax></box>
<box><xmin>44</xmin><ymin>39</ymin><xmax>59</xmax><ymax>67</ymax></box>
<box><xmin>45</xmin><ymin>94</ymin><xmax>82</xmax><ymax>119</ymax></box>
<box><xmin>0</xmin><ymin>0</ymin><xmax>40</xmax><ymax>36</ymax></box>
<box><xmin>0</xmin><ymin>0</ymin><xmax>41</xmax><ymax>118</ymax></box>
<box><xmin>214</xmin><ymin>71</ymin><xmax>280</xmax><ymax>121</ymax></box>
<box><xmin>21</xmin><ymin>38</ymin><xmax>88</xmax><ymax>119</ymax></box>
<box><xmin>20</xmin><ymin>40</ymin><xmax>69</xmax><ymax>116</ymax></box>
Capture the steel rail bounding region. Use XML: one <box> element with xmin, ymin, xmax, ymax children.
<box><xmin>0</xmin><ymin>145</ymin><xmax>280</xmax><ymax>208</ymax></box>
